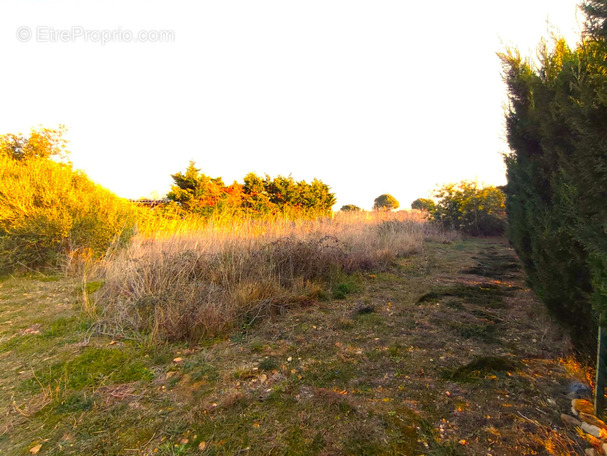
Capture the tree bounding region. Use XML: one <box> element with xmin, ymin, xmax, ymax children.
<box><xmin>166</xmin><ymin>161</ymin><xmax>231</xmax><ymax>215</ymax></box>
<box><xmin>432</xmin><ymin>181</ymin><xmax>505</xmax><ymax>236</ymax></box>
<box><xmin>411</xmin><ymin>198</ymin><xmax>436</xmax><ymax>213</ymax></box>
<box><xmin>373</xmin><ymin>194</ymin><xmax>399</xmax><ymax>211</ymax></box>
<box><xmin>583</xmin><ymin>0</ymin><xmax>607</xmax><ymax>38</ymax></box>
<box><xmin>0</xmin><ymin>125</ymin><xmax>69</xmax><ymax>161</ymax></box>
<box><xmin>340</xmin><ymin>204</ymin><xmax>361</xmax><ymax>212</ymax></box>
<box><xmin>500</xmin><ymin>8</ymin><xmax>607</xmax><ymax>409</ymax></box>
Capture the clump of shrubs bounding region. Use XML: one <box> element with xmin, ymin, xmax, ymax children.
<box><xmin>0</xmin><ymin>127</ymin><xmax>143</xmax><ymax>273</ymax></box>
<box><xmin>412</xmin><ymin>181</ymin><xmax>506</xmax><ymax>236</ymax></box>
<box><xmin>165</xmin><ymin>161</ymin><xmax>336</xmax><ymax>219</ymax></box>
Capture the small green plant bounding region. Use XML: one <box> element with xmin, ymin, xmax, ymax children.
<box><xmin>258</xmin><ymin>357</ymin><xmax>279</xmax><ymax>371</ymax></box>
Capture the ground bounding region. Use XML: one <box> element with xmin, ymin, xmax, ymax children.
<box><xmin>0</xmin><ymin>237</ymin><xmax>592</xmax><ymax>455</ymax></box>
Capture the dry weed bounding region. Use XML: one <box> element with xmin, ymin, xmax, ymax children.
<box><xmin>94</xmin><ymin>211</ymin><xmax>452</xmax><ymax>343</ymax></box>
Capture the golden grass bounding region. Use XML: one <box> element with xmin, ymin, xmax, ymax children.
<box><xmin>95</xmin><ymin>211</ymin><xmax>455</xmax><ymax>343</ymax></box>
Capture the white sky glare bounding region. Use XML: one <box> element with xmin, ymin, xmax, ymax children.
<box><xmin>0</xmin><ymin>0</ymin><xmax>583</xmax><ymax>210</ymax></box>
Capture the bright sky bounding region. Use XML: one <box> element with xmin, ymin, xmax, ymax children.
<box><xmin>0</xmin><ymin>1</ymin><xmax>584</xmax><ymax>210</ymax></box>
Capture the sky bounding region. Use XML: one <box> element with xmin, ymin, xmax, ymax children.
<box><xmin>0</xmin><ymin>0</ymin><xmax>585</xmax><ymax>210</ymax></box>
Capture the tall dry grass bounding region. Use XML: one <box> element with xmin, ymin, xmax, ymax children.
<box><xmin>93</xmin><ymin>211</ymin><xmax>454</xmax><ymax>343</ymax></box>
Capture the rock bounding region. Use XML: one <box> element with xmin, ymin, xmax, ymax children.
<box><xmin>602</xmin><ymin>443</ymin><xmax>607</xmax><ymax>456</ymax></box>
<box><xmin>582</xmin><ymin>422</ymin><xmax>603</xmax><ymax>438</ymax></box>
<box><xmin>561</xmin><ymin>413</ymin><xmax>582</xmax><ymax>427</ymax></box>
<box><xmin>585</xmin><ymin>448</ymin><xmax>597</xmax><ymax>456</ymax></box>
<box><xmin>573</xmin><ymin>399</ymin><xmax>595</xmax><ymax>417</ymax></box>
<box><xmin>568</xmin><ymin>382</ymin><xmax>593</xmax><ymax>400</ymax></box>
<box><xmin>580</xmin><ymin>413</ymin><xmax>607</xmax><ymax>430</ymax></box>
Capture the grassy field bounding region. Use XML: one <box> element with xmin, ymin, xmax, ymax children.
<box><xmin>0</xmin><ymin>236</ymin><xmax>590</xmax><ymax>455</ymax></box>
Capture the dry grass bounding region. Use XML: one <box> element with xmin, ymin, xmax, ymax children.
<box><xmin>0</xmin><ymin>237</ymin><xmax>590</xmax><ymax>455</ymax></box>
<box><xmin>94</xmin><ymin>211</ymin><xmax>454</xmax><ymax>343</ymax></box>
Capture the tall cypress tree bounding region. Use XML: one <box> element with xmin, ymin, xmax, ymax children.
<box><xmin>501</xmin><ymin>2</ymin><xmax>607</xmax><ymax>413</ymax></box>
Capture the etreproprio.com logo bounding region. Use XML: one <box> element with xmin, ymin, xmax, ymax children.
<box><xmin>16</xmin><ymin>26</ymin><xmax>175</xmax><ymax>45</ymax></box>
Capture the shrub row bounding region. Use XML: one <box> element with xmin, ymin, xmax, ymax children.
<box><xmin>500</xmin><ymin>8</ymin><xmax>607</xmax><ymax>354</ymax></box>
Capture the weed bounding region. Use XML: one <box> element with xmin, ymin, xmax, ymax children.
<box><xmin>258</xmin><ymin>357</ymin><xmax>279</xmax><ymax>371</ymax></box>
<box><xmin>55</xmin><ymin>391</ymin><xmax>94</xmax><ymax>414</ymax></box>
<box><xmin>84</xmin><ymin>280</ymin><xmax>104</xmax><ymax>295</ymax></box>
<box><xmin>95</xmin><ymin>211</ymin><xmax>445</xmax><ymax>344</ymax></box>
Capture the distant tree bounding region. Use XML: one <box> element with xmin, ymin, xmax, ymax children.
<box><xmin>340</xmin><ymin>204</ymin><xmax>361</xmax><ymax>212</ymax></box>
<box><xmin>373</xmin><ymin>194</ymin><xmax>399</xmax><ymax>211</ymax></box>
<box><xmin>411</xmin><ymin>198</ymin><xmax>436</xmax><ymax>213</ymax></box>
<box><xmin>432</xmin><ymin>181</ymin><xmax>505</xmax><ymax>236</ymax></box>
<box><xmin>0</xmin><ymin>125</ymin><xmax>69</xmax><ymax>161</ymax></box>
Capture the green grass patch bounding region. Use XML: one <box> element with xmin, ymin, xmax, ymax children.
<box><xmin>448</xmin><ymin>321</ymin><xmax>497</xmax><ymax>343</ymax></box>
<box><xmin>258</xmin><ymin>357</ymin><xmax>279</xmax><ymax>371</ymax></box>
<box><xmin>84</xmin><ymin>280</ymin><xmax>104</xmax><ymax>295</ymax></box>
<box><xmin>331</xmin><ymin>274</ymin><xmax>362</xmax><ymax>300</ymax></box>
<box><xmin>28</xmin><ymin>347</ymin><xmax>153</xmax><ymax>391</ymax></box>
<box><xmin>42</xmin><ymin>315</ymin><xmax>88</xmax><ymax>338</ymax></box>
<box><xmin>305</xmin><ymin>360</ymin><xmax>358</xmax><ymax>388</ymax></box>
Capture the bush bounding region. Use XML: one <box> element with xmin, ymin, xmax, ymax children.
<box><xmin>0</xmin><ymin>155</ymin><xmax>142</xmax><ymax>272</ymax></box>
<box><xmin>340</xmin><ymin>204</ymin><xmax>361</xmax><ymax>212</ymax></box>
<box><xmin>432</xmin><ymin>181</ymin><xmax>506</xmax><ymax>236</ymax></box>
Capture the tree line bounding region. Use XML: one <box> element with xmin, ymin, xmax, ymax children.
<box><xmin>501</xmin><ymin>1</ymin><xmax>607</xmax><ymax>357</ymax></box>
<box><xmin>164</xmin><ymin>161</ymin><xmax>336</xmax><ymax>218</ymax></box>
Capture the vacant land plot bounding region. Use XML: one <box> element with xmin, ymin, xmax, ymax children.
<box><xmin>0</xmin><ymin>238</ymin><xmax>589</xmax><ymax>455</ymax></box>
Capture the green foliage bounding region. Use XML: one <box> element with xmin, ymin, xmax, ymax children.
<box><xmin>340</xmin><ymin>204</ymin><xmax>361</xmax><ymax>212</ymax></box>
<box><xmin>431</xmin><ymin>181</ymin><xmax>506</xmax><ymax>236</ymax></box>
<box><xmin>500</xmin><ymin>22</ymin><xmax>607</xmax><ymax>353</ymax></box>
<box><xmin>166</xmin><ymin>162</ymin><xmax>336</xmax><ymax>218</ymax></box>
<box><xmin>0</xmin><ymin>128</ymin><xmax>142</xmax><ymax>272</ymax></box>
<box><xmin>373</xmin><ymin>194</ymin><xmax>399</xmax><ymax>211</ymax></box>
<box><xmin>411</xmin><ymin>198</ymin><xmax>436</xmax><ymax>212</ymax></box>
